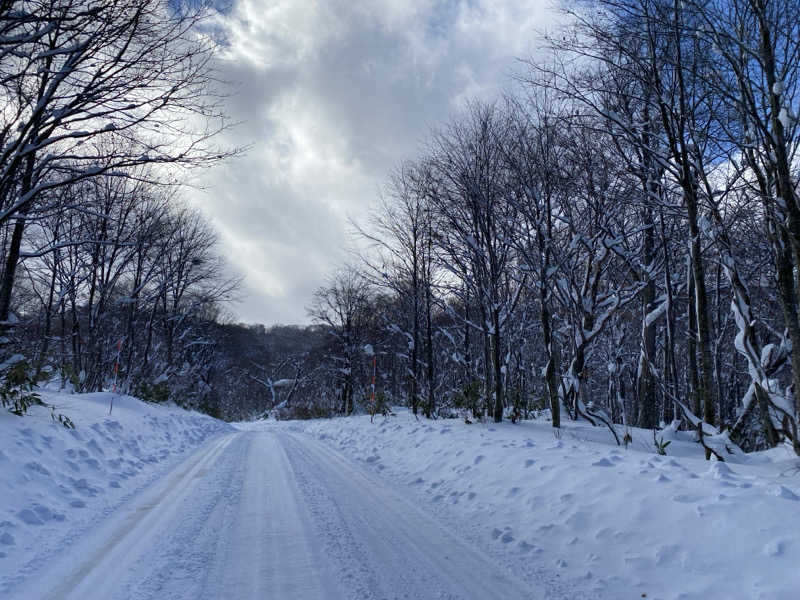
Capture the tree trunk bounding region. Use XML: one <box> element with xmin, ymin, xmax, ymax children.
<box><xmin>491</xmin><ymin>307</ymin><xmax>503</xmax><ymax>422</ymax></box>
<box><xmin>687</xmin><ymin>256</ymin><xmax>700</xmax><ymax>417</ymax></box>
<box><xmin>637</xmin><ymin>203</ymin><xmax>658</xmax><ymax>428</ymax></box>
<box><xmin>686</xmin><ymin>191</ymin><xmax>716</xmax><ymax>428</ymax></box>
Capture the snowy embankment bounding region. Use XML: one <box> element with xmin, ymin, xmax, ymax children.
<box><xmin>0</xmin><ymin>390</ymin><xmax>231</xmax><ymax>588</ymax></box>
<box><xmin>283</xmin><ymin>410</ymin><xmax>800</xmax><ymax>600</ymax></box>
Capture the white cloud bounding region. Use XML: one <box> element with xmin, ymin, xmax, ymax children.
<box><xmin>192</xmin><ymin>0</ymin><xmax>557</xmax><ymax>325</ymax></box>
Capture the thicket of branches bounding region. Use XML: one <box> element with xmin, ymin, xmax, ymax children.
<box><xmin>292</xmin><ymin>0</ymin><xmax>800</xmax><ymax>457</ymax></box>
<box><xmin>3</xmin><ymin>0</ymin><xmax>799</xmax><ymax>461</ymax></box>
<box><xmin>0</xmin><ymin>0</ymin><xmax>239</xmax><ymax>415</ymax></box>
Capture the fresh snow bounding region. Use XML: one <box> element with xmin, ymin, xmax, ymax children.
<box><xmin>1</xmin><ymin>395</ymin><xmax>799</xmax><ymax>599</ymax></box>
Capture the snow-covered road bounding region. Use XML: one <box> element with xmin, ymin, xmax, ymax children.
<box><xmin>8</xmin><ymin>430</ymin><xmax>544</xmax><ymax>600</ymax></box>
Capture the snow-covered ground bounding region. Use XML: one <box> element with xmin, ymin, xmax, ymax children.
<box><xmin>1</xmin><ymin>394</ymin><xmax>549</xmax><ymax>600</ymax></box>
<box><xmin>2</xmin><ymin>395</ymin><xmax>799</xmax><ymax>599</ymax></box>
<box><xmin>0</xmin><ymin>390</ymin><xmax>231</xmax><ymax>594</ymax></box>
<box><xmin>291</xmin><ymin>409</ymin><xmax>800</xmax><ymax>600</ymax></box>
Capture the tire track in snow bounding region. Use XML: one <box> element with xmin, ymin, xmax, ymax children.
<box><xmin>282</xmin><ymin>432</ymin><xmax>544</xmax><ymax>600</ymax></box>
<box><xmin>6</xmin><ymin>433</ymin><xmax>237</xmax><ymax>600</ymax></box>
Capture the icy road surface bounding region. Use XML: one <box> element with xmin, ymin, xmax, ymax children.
<box><xmin>8</xmin><ymin>430</ymin><xmax>543</xmax><ymax>600</ymax></box>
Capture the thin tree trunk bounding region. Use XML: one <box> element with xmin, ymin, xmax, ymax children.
<box><xmin>687</xmin><ymin>256</ymin><xmax>700</xmax><ymax>417</ymax></box>
<box><xmin>637</xmin><ymin>206</ymin><xmax>657</xmax><ymax>428</ymax></box>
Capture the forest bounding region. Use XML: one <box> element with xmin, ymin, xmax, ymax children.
<box><xmin>2</xmin><ymin>0</ymin><xmax>799</xmax><ymax>460</ymax></box>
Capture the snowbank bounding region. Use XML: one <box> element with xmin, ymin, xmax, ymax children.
<box><xmin>277</xmin><ymin>410</ymin><xmax>800</xmax><ymax>600</ymax></box>
<box><xmin>0</xmin><ymin>390</ymin><xmax>231</xmax><ymax>590</ymax></box>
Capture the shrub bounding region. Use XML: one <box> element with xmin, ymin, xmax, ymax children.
<box><xmin>1</xmin><ymin>356</ymin><xmax>42</xmax><ymax>416</ymax></box>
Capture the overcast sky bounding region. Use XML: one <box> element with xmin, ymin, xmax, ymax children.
<box><xmin>193</xmin><ymin>0</ymin><xmax>557</xmax><ymax>326</ymax></box>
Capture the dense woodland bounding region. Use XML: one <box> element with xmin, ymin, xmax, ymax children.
<box><xmin>2</xmin><ymin>0</ymin><xmax>800</xmax><ymax>458</ymax></box>
<box><xmin>0</xmin><ymin>0</ymin><xmax>238</xmax><ymax>415</ymax></box>
<box><xmin>283</xmin><ymin>0</ymin><xmax>800</xmax><ymax>458</ymax></box>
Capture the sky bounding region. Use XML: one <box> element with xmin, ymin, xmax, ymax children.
<box><xmin>193</xmin><ymin>0</ymin><xmax>558</xmax><ymax>326</ymax></box>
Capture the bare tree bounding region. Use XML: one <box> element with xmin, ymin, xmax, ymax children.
<box><xmin>307</xmin><ymin>267</ymin><xmax>374</xmax><ymax>415</ymax></box>
<box><xmin>0</xmin><ymin>0</ymin><xmax>234</xmax><ymax>327</ymax></box>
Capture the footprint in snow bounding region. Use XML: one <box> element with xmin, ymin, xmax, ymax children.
<box><xmin>764</xmin><ymin>539</ymin><xmax>788</xmax><ymax>557</ymax></box>
<box><xmin>16</xmin><ymin>504</ymin><xmax>65</xmax><ymax>526</ymax></box>
<box><xmin>71</xmin><ymin>477</ymin><xmax>102</xmax><ymax>497</ymax></box>
<box><xmin>524</xmin><ymin>459</ymin><xmax>535</xmax><ymax>468</ymax></box>
<box><xmin>491</xmin><ymin>527</ymin><xmax>514</xmax><ymax>543</ymax></box>
<box><xmin>25</xmin><ymin>461</ymin><xmax>51</xmax><ymax>477</ymax></box>
<box><xmin>83</xmin><ymin>458</ymin><xmax>102</xmax><ymax>471</ymax></box>
<box><xmin>0</xmin><ymin>532</ymin><xmax>15</xmax><ymax>546</ymax></box>
<box><xmin>473</xmin><ymin>455</ymin><xmax>485</xmax><ymax>465</ymax></box>
<box><xmin>517</xmin><ymin>540</ymin><xmax>535</xmax><ymax>552</ymax></box>
<box><xmin>591</xmin><ymin>457</ymin><xmax>614</xmax><ymax>467</ymax></box>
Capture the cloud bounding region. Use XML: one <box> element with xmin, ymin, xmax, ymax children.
<box><xmin>192</xmin><ymin>0</ymin><xmax>556</xmax><ymax>325</ymax></box>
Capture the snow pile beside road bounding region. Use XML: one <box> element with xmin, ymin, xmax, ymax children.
<box><xmin>287</xmin><ymin>410</ymin><xmax>800</xmax><ymax>600</ymax></box>
<box><xmin>0</xmin><ymin>391</ymin><xmax>230</xmax><ymax>589</ymax></box>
